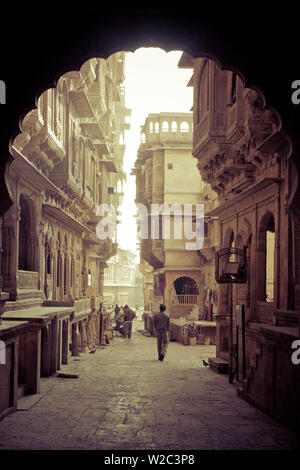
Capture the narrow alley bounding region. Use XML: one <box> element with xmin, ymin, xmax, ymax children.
<box><xmin>0</xmin><ymin>320</ymin><xmax>296</xmax><ymax>451</ymax></box>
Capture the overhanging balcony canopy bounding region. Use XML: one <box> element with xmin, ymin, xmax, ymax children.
<box><xmin>79</xmin><ymin>118</ymin><xmax>105</xmax><ymax>139</ymax></box>
<box><xmin>69</xmin><ymin>90</ymin><xmax>94</xmax><ymax>118</ymax></box>
<box><xmin>99</xmin><ymin>158</ymin><xmax>117</xmax><ymax>173</ymax></box>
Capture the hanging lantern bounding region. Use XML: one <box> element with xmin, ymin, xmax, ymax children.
<box><xmin>215</xmin><ymin>247</ymin><xmax>247</xmax><ymax>284</ymax></box>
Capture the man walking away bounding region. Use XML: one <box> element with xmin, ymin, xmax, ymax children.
<box><xmin>114</xmin><ymin>304</ymin><xmax>120</xmax><ymax>322</ymax></box>
<box><xmin>123</xmin><ymin>305</ymin><xmax>136</xmax><ymax>338</ymax></box>
<box><xmin>153</xmin><ymin>304</ymin><xmax>170</xmax><ymax>361</ymax></box>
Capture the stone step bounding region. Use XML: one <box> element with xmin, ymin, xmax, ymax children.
<box><xmin>208</xmin><ymin>356</ymin><xmax>229</xmax><ymax>374</ymax></box>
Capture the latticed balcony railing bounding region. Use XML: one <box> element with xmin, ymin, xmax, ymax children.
<box><xmin>172</xmin><ymin>294</ymin><xmax>198</xmax><ymax>305</ymax></box>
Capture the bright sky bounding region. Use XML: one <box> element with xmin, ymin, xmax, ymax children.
<box><xmin>117</xmin><ymin>48</ymin><xmax>193</xmax><ymax>258</ymax></box>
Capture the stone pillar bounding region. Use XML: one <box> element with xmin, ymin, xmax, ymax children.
<box><xmin>95</xmin><ymin>313</ymin><xmax>100</xmax><ymax>345</ymax></box>
<box><xmin>87</xmin><ymin>315</ymin><xmax>94</xmax><ymax>349</ymax></box>
<box><xmin>18</xmin><ymin>326</ymin><xmax>41</xmax><ymax>394</ymax></box>
<box><xmin>65</xmin><ymin>257</ymin><xmax>70</xmax><ymax>299</ymax></box>
<box><xmin>79</xmin><ymin>320</ymin><xmax>88</xmax><ymax>353</ymax></box>
<box><xmin>86</xmin><ymin>316</ymin><xmax>91</xmax><ymax>348</ymax></box>
<box><xmin>82</xmin><ymin>252</ymin><xmax>87</xmax><ymax>297</ymax></box>
<box><xmin>56</xmin><ymin>319</ymin><xmax>62</xmax><ymax>371</ymax></box>
<box><xmin>50</xmin><ymin>316</ymin><xmax>58</xmax><ymax>374</ymax></box>
<box><xmin>63</xmin><ymin>251</ymin><xmax>70</xmax><ymax>300</ymax></box>
<box><xmin>70</xmin><ymin>257</ymin><xmax>75</xmax><ymax>299</ymax></box>
<box><xmin>38</xmin><ymin>216</ymin><xmax>44</xmax><ymax>294</ymax></box>
<box><xmin>0</xmin><ymin>335</ymin><xmax>19</xmax><ymax>417</ymax></box>
<box><xmin>43</xmin><ymin>242</ymin><xmax>49</xmax><ymax>300</ymax></box>
<box><xmin>28</xmin><ymin>231</ymin><xmax>38</xmax><ymax>272</ymax></box>
<box><xmin>53</xmin><ymin>252</ymin><xmax>57</xmax><ymax>301</ymax></box>
<box><xmin>61</xmin><ymin>319</ymin><xmax>69</xmax><ymax>364</ymax></box>
<box><xmin>91</xmin><ymin>313</ymin><xmax>97</xmax><ymax>346</ymax></box>
<box><xmin>41</xmin><ymin>324</ymin><xmax>51</xmax><ymax>377</ymax></box>
<box><xmin>99</xmin><ymin>262</ymin><xmax>105</xmax><ymax>301</ymax></box>
<box><xmin>59</xmin><ymin>253</ymin><xmax>63</xmax><ymax>301</ymax></box>
<box><xmin>214</xmin><ymin>313</ymin><xmax>229</xmax><ymax>359</ymax></box>
<box><xmin>71</xmin><ymin>323</ymin><xmax>81</xmax><ymax>356</ymax></box>
<box><xmin>2</xmin><ymin>209</ymin><xmax>17</xmax><ymax>298</ymax></box>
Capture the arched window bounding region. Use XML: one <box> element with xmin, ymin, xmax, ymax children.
<box><xmin>174</xmin><ymin>277</ymin><xmax>199</xmax><ymax>295</ymax></box>
<box><xmin>149</xmin><ymin>121</ymin><xmax>153</xmax><ymax>133</ymax></box>
<box><xmin>45</xmin><ymin>242</ymin><xmax>51</xmax><ymax>274</ymax></box>
<box><xmin>63</xmin><ymin>255</ymin><xmax>67</xmax><ymax>295</ymax></box>
<box><xmin>119</xmin><ymin>133</ymin><xmax>124</xmax><ymax>145</ymax></box>
<box><xmin>265</xmin><ymin>224</ymin><xmax>275</xmax><ymax>302</ymax></box>
<box><xmin>87</xmin><ymin>269</ymin><xmax>92</xmax><ymax>287</ymax></box>
<box><xmin>257</xmin><ymin>212</ymin><xmax>275</xmax><ymax>302</ymax></box>
<box><xmin>18</xmin><ymin>195</ymin><xmax>31</xmax><ymax>271</ymax></box>
<box><xmin>154</xmin><ymin>122</ymin><xmax>159</xmax><ymax>133</ymax></box>
<box><xmin>172</xmin><ymin>276</ymin><xmax>199</xmax><ymax>305</ymax></box>
<box><xmin>57</xmin><ymin>251</ymin><xmax>61</xmax><ymax>287</ymax></box>
<box><xmin>180</xmin><ymin>121</ymin><xmax>189</xmax><ymax>133</ymax></box>
<box><xmin>162</xmin><ymin>121</ymin><xmax>169</xmax><ymax>132</ymax></box>
<box><xmin>171</xmin><ymin>121</ymin><xmax>177</xmax><ymax>132</ymax></box>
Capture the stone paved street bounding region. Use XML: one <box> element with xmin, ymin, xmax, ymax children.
<box><xmin>0</xmin><ymin>320</ymin><xmax>297</xmax><ymax>450</ymax></box>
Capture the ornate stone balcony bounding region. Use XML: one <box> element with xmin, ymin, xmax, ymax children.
<box><xmin>13</xmin><ymin>109</ymin><xmax>66</xmax><ymax>175</ymax></box>
<box><xmin>69</xmin><ymin>90</ymin><xmax>94</xmax><ymax>118</ymax></box>
<box><xmin>140</xmin><ymin>112</ymin><xmax>193</xmax><ymax>148</ymax></box>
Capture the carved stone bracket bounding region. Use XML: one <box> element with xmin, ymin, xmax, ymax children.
<box><xmin>96</xmin><ymin>239</ymin><xmax>117</xmax><ymax>263</ymax></box>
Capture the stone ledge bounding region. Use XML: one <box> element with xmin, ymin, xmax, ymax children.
<box><xmin>0</xmin><ymin>320</ymin><xmax>29</xmax><ymax>337</ymax></box>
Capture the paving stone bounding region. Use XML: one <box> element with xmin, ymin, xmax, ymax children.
<box><xmin>0</xmin><ymin>320</ymin><xmax>296</xmax><ymax>450</ymax></box>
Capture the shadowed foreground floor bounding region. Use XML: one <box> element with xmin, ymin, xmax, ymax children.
<box><xmin>0</xmin><ymin>320</ymin><xmax>297</xmax><ymax>450</ymax></box>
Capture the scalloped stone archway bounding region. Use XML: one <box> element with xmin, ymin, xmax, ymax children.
<box><xmin>1</xmin><ymin>10</ymin><xmax>300</xmax><ymax>218</ymax></box>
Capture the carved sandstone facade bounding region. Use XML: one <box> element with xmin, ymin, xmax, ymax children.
<box><xmin>179</xmin><ymin>52</ymin><xmax>300</xmax><ymax>428</ymax></box>
<box><xmin>0</xmin><ymin>53</ymin><xmax>130</xmax><ymax>416</ymax></box>
<box><xmin>133</xmin><ymin>112</ymin><xmax>218</xmax><ymax>320</ymax></box>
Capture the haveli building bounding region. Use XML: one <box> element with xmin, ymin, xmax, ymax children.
<box><xmin>133</xmin><ymin>112</ymin><xmax>218</xmax><ymax>321</ymax></box>
<box><xmin>0</xmin><ymin>53</ymin><xmax>130</xmax><ymax>418</ymax></box>
<box><xmin>178</xmin><ymin>52</ymin><xmax>300</xmax><ymax>429</ymax></box>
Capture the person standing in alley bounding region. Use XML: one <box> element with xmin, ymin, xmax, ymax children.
<box><xmin>123</xmin><ymin>305</ymin><xmax>136</xmax><ymax>339</ymax></box>
<box><xmin>114</xmin><ymin>304</ymin><xmax>120</xmax><ymax>322</ymax></box>
<box><xmin>153</xmin><ymin>304</ymin><xmax>170</xmax><ymax>361</ymax></box>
